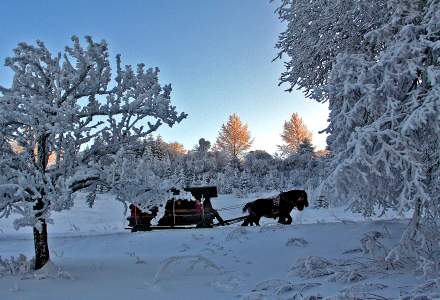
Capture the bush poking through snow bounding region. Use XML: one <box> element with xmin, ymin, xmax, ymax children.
<box><xmin>360</xmin><ymin>231</ymin><xmax>387</xmax><ymax>260</ymax></box>
<box><xmin>26</xmin><ymin>260</ymin><xmax>73</xmax><ymax>280</ymax></box>
<box><xmin>291</xmin><ymin>256</ymin><xmax>335</xmax><ymax>278</ymax></box>
<box><xmin>0</xmin><ymin>254</ymin><xmax>31</xmax><ymax>277</ymax></box>
<box><xmin>327</xmin><ymin>270</ymin><xmax>365</xmax><ymax>283</ymax></box>
<box><xmin>153</xmin><ymin>255</ymin><xmax>222</xmax><ymax>283</ymax></box>
<box><xmin>340</xmin><ymin>282</ymin><xmax>388</xmax><ymax>297</ymax></box>
<box><xmin>286</xmin><ymin>237</ymin><xmax>308</xmax><ymax>247</ymax></box>
<box><xmin>291</xmin><ymin>255</ymin><xmax>387</xmax><ymax>284</ymax></box>
<box><xmin>248</xmin><ymin>279</ymin><xmax>322</xmax><ymax>300</ymax></box>
<box><xmin>275</xmin><ymin>282</ymin><xmax>322</xmax><ymax>297</ymax></box>
<box><xmin>0</xmin><ymin>256</ymin><xmax>72</xmax><ymax>280</ymax></box>
<box><xmin>400</xmin><ymin>279</ymin><xmax>440</xmax><ymax>300</ymax></box>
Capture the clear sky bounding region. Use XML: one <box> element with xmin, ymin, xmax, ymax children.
<box><xmin>0</xmin><ymin>0</ymin><xmax>329</xmax><ymax>153</ymax></box>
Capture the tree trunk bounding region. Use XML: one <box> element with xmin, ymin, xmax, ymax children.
<box><xmin>409</xmin><ymin>198</ymin><xmax>422</xmax><ymax>239</ymax></box>
<box><xmin>33</xmin><ymin>130</ymin><xmax>50</xmax><ymax>270</ymax></box>
<box><xmin>33</xmin><ymin>219</ymin><xmax>50</xmax><ymax>270</ymax></box>
<box><xmin>33</xmin><ymin>196</ymin><xmax>50</xmax><ymax>270</ymax></box>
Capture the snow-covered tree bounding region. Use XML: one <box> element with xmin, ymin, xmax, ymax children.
<box><xmin>0</xmin><ymin>36</ymin><xmax>186</xmax><ymax>269</ymax></box>
<box><xmin>244</xmin><ymin>150</ymin><xmax>274</xmax><ymax>176</ymax></box>
<box><xmin>148</xmin><ymin>135</ymin><xmax>169</xmax><ymax>160</ymax></box>
<box><xmin>275</xmin><ymin>0</ymin><xmax>440</xmax><ymax>275</ymax></box>
<box><xmin>194</xmin><ymin>138</ymin><xmax>211</xmax><ymax>154</ymax></box>
<box><xmin>214</xmin><ymin>113</ymin><xmax>253</xmax><ymax>159</ymax></box>
<box><xmin>278</xmin><ymin>112</ymin><xmax>312</xmax><ymax>157</ymax></box>
<box><xmin>274</xmin><ymin>0</ymin><xmax>388</xmax><ymax>100</ymax></box>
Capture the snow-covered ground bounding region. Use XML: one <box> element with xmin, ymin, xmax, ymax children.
<box><xmin>0</xmin><ymin>193</ymin><xmax>431</xmax><ymax>299</ymax></box>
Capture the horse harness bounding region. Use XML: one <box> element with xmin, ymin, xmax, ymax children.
<box><xmin>271</xmin><ymin>195</ymin><xmax>281</xmax><ymax>217</ymax></box>
<box><xmin>271</xmin><ymin>194</ymin><xmax>304</xmax><ymax>216</ymax></box>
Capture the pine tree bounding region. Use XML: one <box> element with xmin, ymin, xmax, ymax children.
<box><xmin>214</xmin><ymin>113</ymin><xmax>253</xmax><ymax>159</ymax></box>
<box><xmin>150</xmin><ymin>136</ymin><xmax>168</xmax><ymax>160</ymax></box>
<box><xmin>278</xmin><ymin>113</ymin><xmax>312</xmax><ymax>157</ymax></box>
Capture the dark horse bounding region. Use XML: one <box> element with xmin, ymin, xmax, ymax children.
<box><xmin>241</xmin><ymin>190</ymin><xmax>308</xmax><ymax>226</ymax></box>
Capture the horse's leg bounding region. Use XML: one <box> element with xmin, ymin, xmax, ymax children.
<box><xmin>254</xmin><ymin>216</ymin><xmax>261</xmax><ymax>226</ymax></box>
<box><xmin>249</xmin><ymin>215</ymin><xmax>256</xmax><ymax>226</ymax></box>
<box><xmin>278</xmin><ymin>213</ymin><xmax>292</xmax><ymax>225</ymax></box>
<box><xmin>242</xmin><ymin>206</ymin><xmax>255</xmax><ymax>226</ymax></box>
<box><xmin>278</xmin><ymin>215</ymin><xmax>286</xmax><ymax>224</ymax></box>
<box><xmin>249</xmin><ymin>211</ymin><xmax>259</xmax><ymax>226</ymax></box>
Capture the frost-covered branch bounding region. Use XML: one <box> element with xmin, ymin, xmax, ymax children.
<box><xmin>0</xmin><ymin>35</ymin><xmax>186</xmax><ymax>232</ymax></box>
<box><xmin>274</xmin><ymin>0</ymin><xmax>440</xmax><ymax>276</ymax></box>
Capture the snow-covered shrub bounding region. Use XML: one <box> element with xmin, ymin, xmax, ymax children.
<box><xmin>28</xmin><ymin>260</ymin><xmax>73</xmax><ymax>280</ymax></box>
<box><xmin>275</xmin><ymin>282</ymin><xmax>322</xmax><ymax>297</ymax></box>
<box><xmin>360</xmin><ymin>231</ymin><xmax>387</xmax><ymax>261</ymax></box>
<box><xmin>291</xmin><ymin>254</ymin><xmax>393</xmax><ymax>284</ymax></box>
<box><xmin>247</xmin><ymin>279</ymin><xmax>322</xmax><ymax>300</ymax></box>
<box><xmin>285</xmin><ymin>237</ymin><xmax>308</xmax><ymax>247</ymax></box>
<box><xmin>0</xmin><ymin>254</ymin><xmax>31</xmax><ymax>277</ymax></box>
<box><xmin>340</xmin><ymin>283</ymin><xmax>388</xmax><ymax>296</ymax></box>
<box><xmin>401</xmin><ymin>279</ymin><xmax>440</xmax><ymax>300</ymax></box>
<box><xmin>291</xmin><ymin>256</ymin><xmax>335</xmax><ymax>278</ymax></box>
<box><xmin>0</xmin><ymin>256</ymin><xmax>71</xmax><ymax>280</ymax></box>
<box><xmin>327</xmin><ymin>270</ymin><xmax>365</xmax><ymax>284</ymax></box>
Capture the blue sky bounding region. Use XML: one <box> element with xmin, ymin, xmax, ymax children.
<box><xmin>0</xmin><ymin>0</ymin><xmax>328</xmax><ymax>153</ymax></box>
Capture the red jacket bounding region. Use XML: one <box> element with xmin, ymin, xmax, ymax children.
<box><xmin>129</xmin><ymin>204</ymin><xmax>142</xmax><ymax>217</ymax></box>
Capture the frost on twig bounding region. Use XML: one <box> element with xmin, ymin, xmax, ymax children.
<box><xmin>360</xmin><ymin>231</ymin><xmax>387</xmax><ymax>260</ymax></box>
<box><xmin>244</xmin><ymin>279</ymin><xmax>322</xmax><ymax>300</ymax></box>
<box><xmin>400</xmin><ymin>278</ymin><xmax>440</xmax><ymax>300</ymax></box>
<box><xmin>27</xmin><ymin>260</ymin><xmax>73</xmax><ymax>280</ymax></box>
<box><xmin>0</xmin><ymin>35</ymin><xmax>186</xmax><ymax>238</ymax></box>
<box><xmin>0</xmin><ymin>256</ymin><xmax>72</xmax><ymax>280</ymax></box>
<box><xmin>290</xmin><ymin>256</ymin><xmax>335</xmax><ymax>279</ymax></box>
<box><xmin>290</xmin><ymin>255</ymin><xmax>384</xmax><ymax>284</ymax></box>
<box><xmin>0</xmin><ymin>254</ymin><xmax>31</xmax><ymax>277</ymax></box>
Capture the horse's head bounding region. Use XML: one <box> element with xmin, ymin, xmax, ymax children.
<box><xmin>280</xmin><ymin>190</ymin><xmax>309</xmax><ymax>211</ymax></box>
<box><xmin>295</xmin><ymin>191</ymin><xmax>308</xmax><ymax>211</ymax></box>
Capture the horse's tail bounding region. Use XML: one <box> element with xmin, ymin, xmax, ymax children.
<box><xmin>243</xmin><ymin>202</ymin><xmax>251</xmax><ymax>214</ymax></box>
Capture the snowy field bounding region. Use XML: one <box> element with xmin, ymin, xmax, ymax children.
<box><xmin>0</xmin><ymin>193</ymin><xmax>430</xmax><ymax>299</ymax></box>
